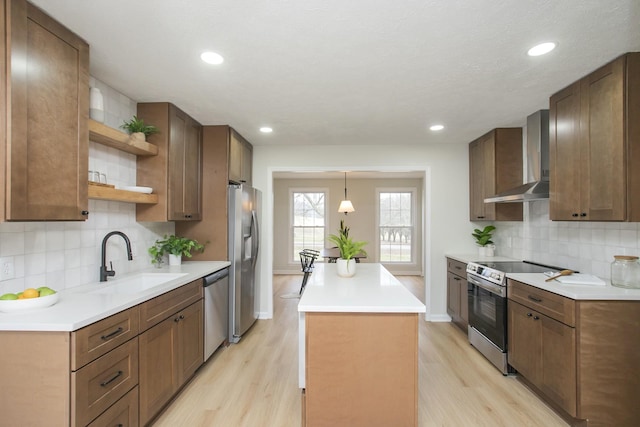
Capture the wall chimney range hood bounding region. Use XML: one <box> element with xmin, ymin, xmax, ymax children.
<box><xmin>484</xmin><ymin>110</ymin><xmax>550</xmax><ymax>203</ymax></box>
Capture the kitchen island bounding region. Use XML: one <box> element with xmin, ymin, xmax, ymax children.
<box><xmin>298</xmin><ymin>263</ymin><xmax>425</xmax><ymax>427</ymax></box>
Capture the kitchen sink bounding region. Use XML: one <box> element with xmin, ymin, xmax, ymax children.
<box><xmin>91</xmin><ymin>272</ymin><xmax>189</xmax><ymax>294</ymax></box>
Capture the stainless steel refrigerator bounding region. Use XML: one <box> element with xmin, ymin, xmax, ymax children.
<box><xmin>228</xmin><ymin>184</ymin><xmax>260</xmax><ymax>343</ymax></box>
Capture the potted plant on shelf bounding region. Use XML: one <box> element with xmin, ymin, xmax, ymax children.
<box><xmin>120</xmin><ymin>115</ymin><xmax>159</xmax><ymax>142</ymax></box>
<box><xmin>149</xmin><ymin>235</ymin><xmax>206</xmax><ymax>266</ymax></box>
<box><xmin>472</xmin><ymin>225</ymin><xmax>496</xmax><ymax>257</ymax></box>
<box><xmin>327</xmin><ymin>220</ymin><xmax>367</xmax><ymax>278</ymax></box>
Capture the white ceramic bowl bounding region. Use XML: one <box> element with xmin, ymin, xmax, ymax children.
<box><xmin>0</xmin><ymin>293</ymin><xmax>59</xmax><ymax>313</ymax></box>
<box><xmin>119</xmin><ymin>186</ymin><xmax>153</xmax><ymax>194</ymax></box>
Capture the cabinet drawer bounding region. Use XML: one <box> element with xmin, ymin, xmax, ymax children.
<box><xmin>87</xmin><ymin>385</ymin><xmax>139</xmax><ymax>427</ymax></box>
<box><xmin>139</xmin><ymin>279</ymin><xmax>203</xmax><ymax>332</ymax></box>
<box><xmin>72</xmin><ymin>307</ymin><xmax>139</xmax><ymax>370</ymax></box>
<box><xmin>507</xmin><ymin>279</ymin><xmax>575</xmax><ymax>326</ymax></box>
<box><xmin>447</xmin><ymin>258</ymin><xmax>467</xmax><ymax>277</ymax></box>
<box><xmin>72</xmin><ymin>338</ymin><xmax>139</xmax><ymax>427</ymax></box>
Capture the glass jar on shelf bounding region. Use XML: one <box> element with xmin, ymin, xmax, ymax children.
<box><xmin>610</xmin><ymin>255</ymin><xmax>640</xmax><ymax>289</ymax></box>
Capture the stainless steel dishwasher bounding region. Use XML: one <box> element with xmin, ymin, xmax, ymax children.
<box><xmin>203</xmin><ymin>267</ymin><xmax>229</xmax><ymax>361</ymax></box>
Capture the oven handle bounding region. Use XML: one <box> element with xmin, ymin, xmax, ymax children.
<box><xmin>467</xmin><ymin>275</ymin><xmax>506</xmax><ymax>297</ymax></box>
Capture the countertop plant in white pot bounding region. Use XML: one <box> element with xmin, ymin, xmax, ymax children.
<box><xmin>472</xmin><ymin>225</ymin><xmax>496</xmax><ymax>257</ymax></box>
<box><xmin>328</xmin><ymin>220</ymin><xmax>367</xmax><ymax>277</ymax></box>
<box><xmin>149</xmin><ymin>235</ymin><xmax>205</xmax><ymax>266</ymax></box>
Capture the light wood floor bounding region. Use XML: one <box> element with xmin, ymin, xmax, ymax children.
<box><xmin>152</xmin><ymin>275</ymin><xmax>570</xmax><ymax>426</ymax></box>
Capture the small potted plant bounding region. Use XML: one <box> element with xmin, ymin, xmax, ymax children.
<box><xmin>120</xmin><ymin>115</ymin><xmax>159</xmax><ymax>142</ymax></box>
<box><xmin>149</xmin><ymin>235</ymin><xmax>206</xmax><ymax>266</ymax></box>
<box><xmin>472</xmin><ymin>225</ymin><xmax>496</xmax><ymax>257</ymax></box>
<box><xmin>327</xmin><ymin>220</ymin><xmax>367</xmax><ymax>277</ymax></box>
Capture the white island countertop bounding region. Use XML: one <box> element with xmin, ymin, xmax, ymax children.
<box><xmin>298</xmin><ymin>263</ymin><xmax>425</xmax><ymax>313</ymax></box>
<box><xmin>508</xmin><ymin>273</ymin><xmax>640</xmax><ymax>301</ymax></box>
<box><xmin>0</xmin><ymin>261</ymin><xmax>230</xmax><ymax>332</ymax></box>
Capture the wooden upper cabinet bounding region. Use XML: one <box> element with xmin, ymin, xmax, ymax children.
<box><xmin>550</xmin><ymin>52</ymin><xmax>640</xmax><ymax>221</ymax></box>
<box><xmin>469</xmin><ymin>128</ymin><xmax>523</xmax><ymax>221</ymax></box>
<box><xmin>136</xmin><ymin>102</ymin><xmax>202</xmax><ymax>221</ymax></box>
<box><xmin>3</xmin><ymin>0</ymin><xmax>89</xmax><ymax>221</ymax></box>
<box><xmin>229</xmin><ymin>129</ymin><xmax>253</xmax><ymax>185</ymax></box>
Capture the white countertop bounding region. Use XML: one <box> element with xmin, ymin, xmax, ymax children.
<box><xmin>445</xmin><ymin>253</ymin><xmax>519</xmax><ymax>264</ymax></box>
<box><xmin>298</xmin><ymin>263</ymin><xmax>425</xmax><ymax>313</ymax></box>
<box><xmin>508</xmin><ymin>273</ymin><xmax>640</xmax><ymax>301</ymax></box>
<box><xmin>0</xmin><ymin>261</ymin><xmax>230</xmax><ymax>332</ymax></box>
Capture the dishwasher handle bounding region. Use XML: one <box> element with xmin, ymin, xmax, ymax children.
<box><xmin>204</xmin><ymin>267</ymin><xmax>229</xmax><ymax>287</ymax></box>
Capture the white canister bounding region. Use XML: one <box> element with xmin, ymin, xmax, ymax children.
<box><xmin>89</xmin><ymin>87</ymin><xmax>105</xmax><ymax>122</ymax></box>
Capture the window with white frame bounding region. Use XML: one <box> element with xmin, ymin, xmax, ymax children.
<box><xmin>378</xmin><ymin>190</ymin><xmax>414</xmax><ymax>263</ymax></box>
<box><xmin>291</xmin><ymin>191</ymin><xmax>326</xmax><ymax>262</ymax></box>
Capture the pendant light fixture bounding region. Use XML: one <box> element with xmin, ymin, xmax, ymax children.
<box><xmin>338</xmin><ymin>172</ymin><xmax>355</xmax><ymax>215</ymax></box>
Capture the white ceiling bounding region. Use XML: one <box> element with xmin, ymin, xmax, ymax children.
<box><xmin>30</xmin><ymin>0</ymin><xmax>640</xmax><ymax>149</ymax></box>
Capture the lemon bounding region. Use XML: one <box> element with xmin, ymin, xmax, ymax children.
<box><xmin>0</xmin><ymin>293</ymin><xmax>18</xmax><ymax>300</ymax></box>
<box><xmin>22</xmin><ymin>288</ymin><xmax>40</xmax><ymax>299</ymax></box>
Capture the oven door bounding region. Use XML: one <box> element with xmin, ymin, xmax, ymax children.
<box><xmin>467</xmin><ymin>274</ymin><xmax>507</xmax><ymax>351</ymax></box>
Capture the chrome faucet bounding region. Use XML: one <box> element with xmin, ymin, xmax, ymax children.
<box><xmin>100</xmin><ymin>231</ymin><xmax>133</xmax><ymax>282</ymax></box>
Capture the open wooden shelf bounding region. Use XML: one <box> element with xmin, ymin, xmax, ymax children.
<box><xmin>88</xmin><ymin>184</ymin><xmax>158</xmax><ymax>204</ymax></box>
<box><xmin>89</xmin><ymin>119</ymin><xmax>158</xmax><ymax>156</ymax></box>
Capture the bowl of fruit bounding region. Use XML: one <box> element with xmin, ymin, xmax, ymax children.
<box><xmin>0</xmin><ymin>287</ymin><xmax>58</xmax><ymax>312</ymax></box>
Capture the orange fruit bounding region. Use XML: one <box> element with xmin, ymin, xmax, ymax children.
<box><xmin>22</xmin><ymin>288</ymin><xmax>40</xmax><ymax>299</ymax></box>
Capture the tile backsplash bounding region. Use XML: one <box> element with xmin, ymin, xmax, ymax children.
<box><xmin>494</xmin><ymin>200</ymin><xmax>640</xmax><ymax>279</ymax></box>
<box><xmin>0</xmin><ymin>77</ymin><xmax>173</xmax><ymax>294</ymax></box>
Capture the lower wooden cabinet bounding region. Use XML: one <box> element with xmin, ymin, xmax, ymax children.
<box><xmin>139</xmin><ymin>300</ymin><xmax>203</xmax><ymax>425</ymax></box>
<box><xmin>87</xmin><ymin>386</ymin><xmax>139</xmax><ymax>427</ymax></box>
<box><xmin>507</xmin><ymin>300</ymin><xmax>576</xmax><ymax>415</ymax></box>
<box><xmin>507</xmin><ymin>279</ymin><xmax>640</xmax><ymax>426</ymax></box>
<box><xmin>446</xmin><ymin>258</ymin><xmax>468</xmax><ymax>331</ymax></box>
<box><xmin>0</xmin><ymin>279</ymin><xmax>204</xmax><ymax>427</ymax></box>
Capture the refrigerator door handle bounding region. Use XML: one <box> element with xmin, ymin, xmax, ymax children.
<box><xmin>251</xmin><ymin>210</ymin><xmax>259</xmax><ymax>269</ymax></box>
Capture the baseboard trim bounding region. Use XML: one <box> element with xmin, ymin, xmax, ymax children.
<box><xmin>428</xmin><ymin>314</ymin><xmax>452</xmax><ymax>322</ymax></box>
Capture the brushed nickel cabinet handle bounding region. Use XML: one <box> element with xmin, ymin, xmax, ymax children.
<box><xmin>528</xmin><ymin>295</ymin><xmax>543</xmax><ymax>303</ymax></box>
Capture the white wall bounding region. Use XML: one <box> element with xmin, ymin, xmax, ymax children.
<box><xmin>252</xmin><ymin>143</ymin><xmax>474</xmax><ymax>321</ymax></box>
<box><xmin>0</xmin><ymin>78</ymin><xmax>173</xmax><ymax>295</ymax></box>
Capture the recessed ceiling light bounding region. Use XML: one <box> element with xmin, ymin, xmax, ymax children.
<box><xmin>527</xmin><ymin>42</ymin><xmax>556</xmax><ymax>57</ymax></box>
<box><xmin>260</xmin><ymin>127</ymin><xmax>273</xmax><ymax>133</ymax></box>
<box><xmin>430</xmin><ymin>124</ymin><xmax>444</xmax><ymax>131</ymax></box>
<box><xmin>200</xmin><ymin>51</ymin><xmax>224</xmax><ymax>65</ymax></box>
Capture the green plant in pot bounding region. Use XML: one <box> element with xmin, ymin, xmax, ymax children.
<box><xmin>120</xmin><ymin>115</ymin><xmax>159</xmax><ymax>141</ymax></box>
<box><xmin>472</xmin><ymin>225</ymin><xmax>496</xmax><ymax>256</ymax></box>
<box><xmin>327</xmin><ymin>220</ymin><xmax>367</xmax><ymax>277</ymax></box>
<box><xmin>149</xmin><ymin>235</ymin><xmax>205</xmax><ymax>266</ymax></box>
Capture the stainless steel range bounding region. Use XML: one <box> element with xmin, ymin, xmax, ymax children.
<box><xmin>466</xmin><ymin>260</ymin><xmax>564</xmax><ymax>374</ymax></box>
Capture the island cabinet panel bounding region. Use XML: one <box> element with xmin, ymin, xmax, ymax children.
<box><xmin>468</xmin><ymin>128</ymin><xmax>523</xmax><ymax>221</ymax></box>
<box><xmin>3</xmin><ymin>0</ymin><xmax>89</xmax><ymax>221</ymax></box>
<box><xmin>304</xmin><ymin>312</ymin><xmax>418</xmax><ymax>427</ymax></box>
<box><xmin>550</xmin><ymin>52</ymin><xmax>640</xmax><ymax>221</ymax></box>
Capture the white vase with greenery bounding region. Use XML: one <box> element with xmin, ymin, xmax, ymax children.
<box><xmin>472</xmin><ymin>225</ymin><xmax>496</xmax><ymax>257</ymax></box>
<box><xmin>328</xmin><ymin>220</ymin><xmax>367</xmax><ymax>278</ymax></box>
